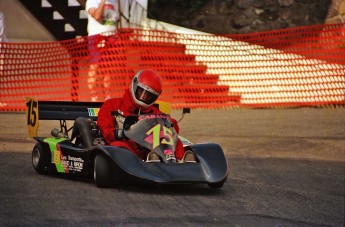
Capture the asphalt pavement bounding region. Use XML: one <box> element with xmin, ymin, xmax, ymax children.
<box><xmin>0</xmin><ymin>108</ymin><xmax>344</xmax><ymax>226</ymax></box>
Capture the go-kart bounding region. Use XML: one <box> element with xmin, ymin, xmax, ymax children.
<box><xmin>26</xmin><ymin>97</ymin><xmax>228</xmax><ymax>188</ymax></box>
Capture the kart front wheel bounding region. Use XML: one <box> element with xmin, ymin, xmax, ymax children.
<box><xmin>208</xmin><ymin>177</ymin><xmax>227</xmax><ymax>189</ymax></box>
<box><xmin>32</xmin><ymin>143</ymin><xmax>48</xmax><ymax>174</ymax></box>
<box><xmin>208</xmin><ymin>182</ymin><xmax>225</xmax><ymax>189</ymax></box>
<box><xmin>94</xmin><ymin>153</ymin><xmax>113</xmax><ymax>188</ymax></box>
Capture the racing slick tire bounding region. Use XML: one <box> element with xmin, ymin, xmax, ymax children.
<box><xmin>32</xmin><ymin>143</ymin><xmax>49</xmax><ymax>174</ymax></box>
<box><xmin>94</xmin><ymin>153</ymin><xmax>113</xmax><ymax>188</ymax></box>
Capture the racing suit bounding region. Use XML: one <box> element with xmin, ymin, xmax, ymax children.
<box><xmin>97</xmin><ymin>89</ymin><xmax>185</xmax><ymax>160</ymax></box>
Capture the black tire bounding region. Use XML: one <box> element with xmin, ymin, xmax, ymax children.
<box><xmin>208</xmin><ymin>177</ymin><xmax>227</xmax><ymax>189</ymax></box>
<box><xmin>32</xmin><ymin>143</ymin><xmax>48</xmax><ymax>174</ymax></box>
<box><xmin>94</xmin><ymin>153</ymin><xmax>113</xmax><ymax>188</ymax></box>
<box><xmin>208</xmin><ymin>182</ymin><xmax>225</xmax><ymax>189</ymax></box>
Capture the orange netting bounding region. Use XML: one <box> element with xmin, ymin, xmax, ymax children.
<box><xmin>0</xmin><ymin>23</ymin><xmax>344</xmax><ymax>111</ymax></box>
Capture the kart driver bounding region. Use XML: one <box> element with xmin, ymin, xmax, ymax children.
<box><xmin>97</xmin><ymin>69</ymin><xmax>187</xmax><ymax>161</ymax></box>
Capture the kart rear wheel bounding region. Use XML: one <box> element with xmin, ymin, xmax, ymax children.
<box><xmin>94</xmin><ymin>153</ymin><xmax>113</xmax><ymax>188</ymax></box>
<box><xmin>32</xmin><ymin>143</ymin><xmax>48</xmax><ymax>174</ymax></box>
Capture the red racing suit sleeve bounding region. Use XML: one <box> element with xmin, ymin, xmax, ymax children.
<box><xmin>97</xmin><ymin>98</ymin><xmax>120</xmax><ymax>144</ymax></box>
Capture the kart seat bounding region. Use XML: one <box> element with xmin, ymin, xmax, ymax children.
<box><xmin>71</xmin><ymin>117</ymin><xmax>95</xmax><ymax>148</ymax></box>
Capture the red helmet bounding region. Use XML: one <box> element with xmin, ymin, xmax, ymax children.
<box><xmin>129</xmin><ymin>69</ymin><xmax>163</xmax><ymax>108</ymax></box>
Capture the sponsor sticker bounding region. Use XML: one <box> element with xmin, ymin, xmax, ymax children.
<box><xmin>53</xmin><ymin>150</ymin><xmax>61</xmax><ymax>164</ymax></box>
<box><xmin>44</xmin><ymin>138</ymin><xmax>85</xmax><ymax>173</ymax></box>
<box><xmin>88</xmin><ymin>108</ymin><xmax>100</xmax><ymax>117</ymax></box>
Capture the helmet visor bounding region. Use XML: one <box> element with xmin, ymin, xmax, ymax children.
<box><xmin>135</xmin><ymin>86</ymin><xmax>159</xmax><ymax>105</ymax></box>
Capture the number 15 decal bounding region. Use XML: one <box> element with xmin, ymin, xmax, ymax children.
<box><xmin>145</xmin><ymin>124</ymin><xmax>174</xmax><ymax>149</ymax></box>
<box><xmin>26</xmin><ymin>97</ymin><xmax>39</xmax><ymax>138</ymax></box>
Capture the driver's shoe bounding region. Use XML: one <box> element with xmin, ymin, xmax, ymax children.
<box><xmin>146</xmin><ymin>151</ymin><xmax>161</xmax><ymax>163</ymax></box>
<box><xmin>180</xmin><ymin>150</ymin><xmax>197</xmax><ymax>163</ymax></box>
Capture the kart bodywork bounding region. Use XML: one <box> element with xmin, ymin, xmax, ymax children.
<box><xmin>26</xmin><ymin>97</ymin><xmax>228</xmax><ymax>188</ymax></box>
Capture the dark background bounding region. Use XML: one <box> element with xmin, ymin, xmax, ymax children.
<box><xmin>148</xmin><ymin>0</ymin><xmax>333</xmax><ymax>34</ymax></box>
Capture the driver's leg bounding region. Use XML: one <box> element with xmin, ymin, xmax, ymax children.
<box><xmin>109</xmin><ymin>140</ymin><xmax>146</xmax><ymax>159</ymax></box>
<box><xmin>175</xmin><ymin>139</ymin><xmax>184</xmax><ymax>160</ymax></box>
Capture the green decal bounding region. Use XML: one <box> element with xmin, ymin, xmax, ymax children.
<box><xmin>43</xmin><ymin>138</ymin><xmax>67</xmax><ymax>173</ymax></box>
<box><xmin>146</xmin><ymin>124</ymin><xmax>161</xmax><ymax>149</ymax></box>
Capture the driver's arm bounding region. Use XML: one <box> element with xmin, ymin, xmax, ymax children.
<box><xmin>87</xmin><ymin>0</ymin><xmax>107</xmax><ymax>22</ymax></box>
<box><xmin>97</xmin><ymin>99</ymin><xmax>118</xmax><ymax>144</ymax></box>
<box><xmin>170</xmin><ymin>117</ymin><xmax>180</xmax><ymax>133</ymax></box>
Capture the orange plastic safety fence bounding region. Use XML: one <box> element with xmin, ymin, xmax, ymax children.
<box><xmin>0</xmin><ymin>23</ymin><xmax>344</xmax><ymax>111</ymax></box>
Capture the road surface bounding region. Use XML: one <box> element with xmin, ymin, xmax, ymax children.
<box><xmin>0</xmin><ymin>108</ymin><xmax>344</xmax><ymax>226</ymax></box>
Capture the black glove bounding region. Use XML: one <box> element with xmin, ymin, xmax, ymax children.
<box><xmin>114</xmin><ymin>129</ymin><xmax>127</xmax><ymax>140</ymax></box>
<box><xmin>165</xmin><ymin>119</ymin><xmax>173</xmax><ymax>128</ymax></box>
<box><xmin>123</xmin><ymin>116</ymin><xmax>138</xmax><ymax>130</ymax></box>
